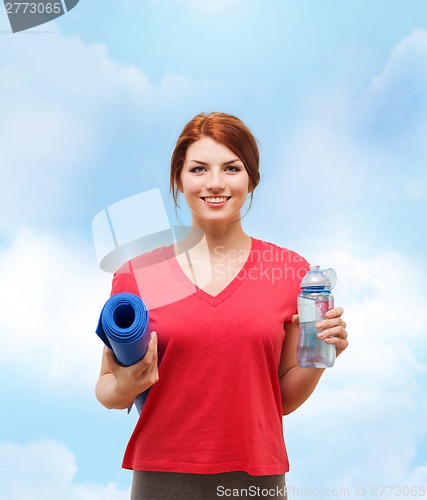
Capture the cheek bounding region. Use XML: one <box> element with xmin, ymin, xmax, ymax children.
<box><xmin>178</xmin><ymin>175</ymin><xmax>189</xmax><ymax>193</ymax></box>
<box><xmin>181</xmin><ymin>178</ymin><xmax>201</xmax><ymax>197</ymax></box>
<box><xmin>231</xmin><ymin>177</ymin><xmax>251</xmax><ymax>193</ymax></box>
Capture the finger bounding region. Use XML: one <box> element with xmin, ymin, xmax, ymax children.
<box><xmin>316</xmin><ymin>317</ymin><xmax>346</xmax><ymax>330</ymax></box>
<box><xmin>104</xmin><ymin>347</ymin><xmax>119</xmax><ymax>371</ymax></box>
<box><xmin>145</xmin><ymin>361</ymin><xmax>160</xmax><ymax>386</ymax></box>
<box><xmin>134</xmin><ymin>351</ymin><xmax>159</xmax><ymax>390</ymax></box>
<box><xmin>317</xmin><ymin>325</ymin><xmax>348</xmax><ymax>340</ymax></box>
<box><xmin>292</xmin><ymin>314</ymin><xmax>299</xmax><ymax>326</ymax></box>
<box><xmin>151</xmin><ymin>331</ymin><xmax>158</xmax><ymax>358</ymax></box>
<box><xmin>325</xmin><ymin>335</ymin><xmax>349</xmax><ymax>356</ymax></box>
<box><xmin>325</xmin><ymin>337</ymin><xmax>348</xmax><ymax>348</ymax></box>
<box><xmin>146</xmin><ymin>332</ymin><xmax>159</xmax><ymax>362</ymax></box>
<box><xmin>133</xmin><ymin>332</ymin><xmax>158</xmax><ymax>371</ymax></box>
<box><xmin>325</xmin><ymin>307</ymin><xmax>344</xmax><ymax>319</ymax></box>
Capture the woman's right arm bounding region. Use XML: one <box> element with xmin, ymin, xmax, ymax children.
<box><xmin>95</xmin><ymin>331</ymin><xmax>159</xmax><ymax>410</ymax></box>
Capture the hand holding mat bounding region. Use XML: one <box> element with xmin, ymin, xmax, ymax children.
<box><xmin>96</xmin><ymin>292</ymin><xmax>151</xmax><ymax>413</ymax></box>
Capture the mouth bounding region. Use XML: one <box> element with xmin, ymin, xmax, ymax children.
<box><xmin>200</xmin><ymin>196</ymin><xmax>231</xmax><ymax>207</ymax></box>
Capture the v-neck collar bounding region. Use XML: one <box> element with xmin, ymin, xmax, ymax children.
<box><xmin>167</xmin><ymin>237</ymin><xmax>259</xmax><ymax>307</ymax></box>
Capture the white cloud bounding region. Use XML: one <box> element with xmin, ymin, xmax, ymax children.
<box><xmin>260</xmin><ymin>28</ymin><xmax>427</xmax><ymax>253</ymax></box>
<box><xmin>285</xmin><ymin>245</ymin><xmax>427</xmax><ymax>491</ymax></box>
<box><xmin>280</xmin><ymin>115</ymin><xmax>364</xmax><ymax>201</ymax></box>
<box><xmin>241</xmin><ymin>27</ymin><xmax>427</xmax><ymax>494</ymax></box>
<box><xmin>365</xmin><ymin>29</ymin><xmax>427</xmax><ymax>159</ymax></box>
<box><xmin>6</xmin><ymin>230</ymin><xmax>424</xmax><ymax>493</ymax></box>
<box><xmin>405</xmin><ymin>462</ymin><xmax>427</xmax><ymax>486</ymax></box>
<box><xmin>0</xmin><ymin>14</ymin><xmax>426</xmax><ymax>497</ymax></box>
<box><xmin>369</xmin><ymin>28</ymin><xmax>427</xmax><ymax>102</ymax></box>
<box><xmin>0</xmin><ymin>439</ymin><xmax>130</xmax><ymax>499</ymax></box>
<box><xmin>0</xmin><ymin>29</ymin><xmax>222</xmax><ymax>233</ymax></box>
<box><xmin>0</xmin><ymin>228</ymin><xmax>112</xmax><ymax>392</ymax></box>
<box><xmin>0</xmin><ymin>31</ymin><xmax>141</xmax><ymax>231</ymax></box>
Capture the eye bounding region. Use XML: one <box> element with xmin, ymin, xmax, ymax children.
<box><xmin>225</xmin><ymin>166</ymin><xmax>241</xmax><ymax>173</ymax></box>
<box><xmin>189</xmin><ymin>166</ymin><xmax>206</xmax><ymax>173</ymax></box>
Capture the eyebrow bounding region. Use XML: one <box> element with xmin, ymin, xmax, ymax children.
<box><xmin>187</xmin><ymin>159</ymin><xmax>242</xmax><ymax>166</ymax></box>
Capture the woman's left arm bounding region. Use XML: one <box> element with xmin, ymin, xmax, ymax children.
<box><xmin>279</xmin><ymin>307</ymin><xmax>348</xmax><ymax>415</ymax></box>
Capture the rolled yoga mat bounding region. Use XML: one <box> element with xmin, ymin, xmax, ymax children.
<box><xmin>96</xmin><ymin>292</ymin><xmax>151</xmax><ymax>413</ymax></box>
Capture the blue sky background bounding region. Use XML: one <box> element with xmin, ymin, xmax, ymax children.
<box><xmin>0</xmin><ymin>1</ymin><xmax>426</xmax><ymax>498</ymax></box>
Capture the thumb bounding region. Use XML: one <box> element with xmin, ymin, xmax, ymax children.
<box><xmin>104</xmin><ymin>347</ymin><xmax>119</xmax><ymax>370</ymax></box>
<box><xmin>292</xmin><ymin>314</ymin><xmax>299</xmax><ymax>326</ymax></box>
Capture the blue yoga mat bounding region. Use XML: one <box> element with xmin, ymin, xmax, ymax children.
<box><xmin>96</xmin><ymin>292</ymin><xmax>151</xmax><ymax>413</ymax></box>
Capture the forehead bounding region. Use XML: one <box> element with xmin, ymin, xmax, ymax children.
<box><xmin>185</xmin><ymin>137</ymin><xmax>239</xmax><ymax>163</ymax></box>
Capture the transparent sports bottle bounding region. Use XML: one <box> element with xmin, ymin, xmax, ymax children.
<box><xmin>297</xmin><ymin>265</ymin><xmax>337</xmax><ymax>368</ymax></box>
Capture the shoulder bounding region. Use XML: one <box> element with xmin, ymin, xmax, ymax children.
<box><xmin>250</xmin><ymin>237</ymin><xmax>310</xmax><ymax>288</ymax></box>
<box><xmin>111</xmin><ymin>245</ymin><xmax>175</xmax><ymax>296</ymax></box>
<box><xmin>253</xmin><ymin>237</ymin><xmax>309</xmax><ymax>269</ymax></box>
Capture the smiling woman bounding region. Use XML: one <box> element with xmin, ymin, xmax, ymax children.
<box><xmin>177</xmin><ymin>137</ymin><xmax>253</xmax><ymax>224</ymax></box>
<box><xmin>170</xmin><ymin>112</ymin><xmax>260</xmax><ymax>209</ymax></box>
<box><xmin>95</xmin><ymin>112</ymin><xmax>348</xmax><ymax>500</ymax></box>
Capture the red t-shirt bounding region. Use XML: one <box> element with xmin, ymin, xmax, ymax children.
<box><xmin>110</xmin><ymin>237</ymin><xmax>309</xmax><ymax>476</ymax></box>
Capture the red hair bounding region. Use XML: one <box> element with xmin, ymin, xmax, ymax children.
<box><xmin>170</xmin><ymin>112</ymin><xmax>260</xmax><ymax>207</ymax></box>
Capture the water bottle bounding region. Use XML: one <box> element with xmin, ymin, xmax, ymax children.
<box><xmin>297</xmin><ymin>265</ymin><xmax>337</xmax><ymax>368</ymax></box>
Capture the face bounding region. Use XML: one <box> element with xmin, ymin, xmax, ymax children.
<box><xmin>178</xmin><ymin>137</ymin><xmax>253</xmax><ymax>226</ymax></box>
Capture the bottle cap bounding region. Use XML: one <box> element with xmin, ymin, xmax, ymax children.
<box><xmin>301</xmin><ymin>265</ymin><xmax>337</xmax><ymax>289</ymax></box>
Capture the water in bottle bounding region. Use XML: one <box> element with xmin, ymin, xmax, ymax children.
<box><xmin>297</xmin><ymin>265</ymin><xmax>337</xmax><ymax>368</ymax></box>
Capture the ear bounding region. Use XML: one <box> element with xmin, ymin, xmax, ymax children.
<box><xmin>177</xmin><ymin>178</ymin><xmax>184</xmax><ymax>193</ymax></box>
<box><xmin>247</xmin><ymin>180</ymin><xmax>254</xmax><ymax>193</ymax></box>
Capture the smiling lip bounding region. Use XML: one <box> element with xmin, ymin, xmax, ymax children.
<box><xmin>201</xmin><ymin>196</ymin><xmax>231</xmax><ymax>207</ymax></box>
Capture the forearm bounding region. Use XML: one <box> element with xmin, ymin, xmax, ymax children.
<box><xmin>280</xmin><ymin>366</ymin><xmax>325</xmax><ymax>415</ymax></box>
<box><xmin>95</xmin><ymin>373</ymin><xmax>136</xmax><ymax>410</ymax></box>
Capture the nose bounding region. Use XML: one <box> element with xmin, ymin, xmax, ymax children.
<box><xmin>206</xmin><ymin>169</ymin><xmax>225</xmax><ymax>192</ymax></box>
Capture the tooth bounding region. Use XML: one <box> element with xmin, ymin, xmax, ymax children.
<box><xmin>204</xmin><ymin>197</ymin><xmax>228</xmax><ymax>202</ymax></box>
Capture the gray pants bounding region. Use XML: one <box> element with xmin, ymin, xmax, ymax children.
<box><xmin>131</xmin><ymin>470</ymin><xmax>287</xmax><ymax>500</ymax></box>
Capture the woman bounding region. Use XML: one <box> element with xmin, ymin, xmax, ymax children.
<box><xmin>96</xmin><ymin>112</ymin><xmax>348</xmax><ymax>499</ymax></box>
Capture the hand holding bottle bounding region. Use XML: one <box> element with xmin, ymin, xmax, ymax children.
<box><xmin>296</xmin><ymin>266</ymin><xmax>348</xmax><ymax>368</ymax></box>
<box><xmin>293</xmin><ymin>306</ymin><xmax>348</xmax><ymax>363</ymax></box>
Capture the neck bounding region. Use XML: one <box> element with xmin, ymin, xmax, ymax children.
<box><xmin>190</xmin><ymin>217</ymin><xmax>251</xmax><ymax>254</ymax></box>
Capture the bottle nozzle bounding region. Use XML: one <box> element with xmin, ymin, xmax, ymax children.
<box><xmin>301</xmin><ymin>265</ymin><xmax>337</xmax><ymax>289</ymax></box>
